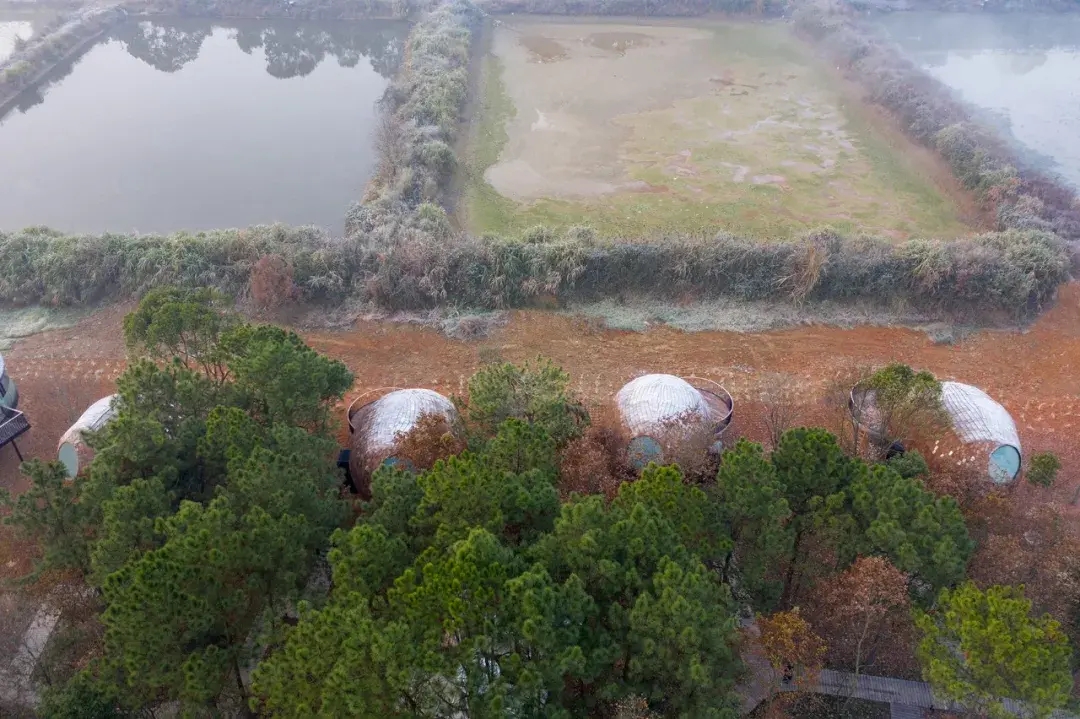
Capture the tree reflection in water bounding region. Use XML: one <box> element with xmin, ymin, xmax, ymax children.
<box><xmin>0</xmin><ymin>17</ymin><xmax>404</xmax><ymax>119</ymax></box>
<box><xmin>113</xmin><ymin>17</ymin><xmax>405</xmax><ymax>79</ymax></box>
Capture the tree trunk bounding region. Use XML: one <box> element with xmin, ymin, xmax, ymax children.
<box><xmin>781</xmin><ymin>529</ymin><xmax>803</xmax><ymax>607</ymax></box>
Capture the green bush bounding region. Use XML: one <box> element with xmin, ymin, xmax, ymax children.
<box><xmin>1026</xmin><ymin>451</ymin><xmax>1061</xmax><ymax>488</ymax></box>
<box><xmin>461</xmin><ymin>357</ymin><xmax>590</xmax><ymax>447</ymax></box>
<box><xmin>887</xmin><ymin>450</ymin><xmax>929</xmax><ymax>479</ymax></box>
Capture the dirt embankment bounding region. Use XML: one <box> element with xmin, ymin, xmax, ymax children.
<box><xmin>3</xmin><ymin>285</ymin><xmax>1079</xmax><ymax>507</ymax></box>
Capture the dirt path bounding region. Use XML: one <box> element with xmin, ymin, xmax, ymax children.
<box><xmin>3</xmin><ymin>287</ymin><xmax>1078</xmax><ymax>504</ymax></box>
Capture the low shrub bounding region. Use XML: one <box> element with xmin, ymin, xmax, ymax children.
<box><xmin>0</xmin><ymin>0</ymin><xmax>1071</xmax><ymax>325</ymax></box>
<box><xmin>1026</xmin><ymin>452</ymin><xmax>1061</xmax><ymax>488</ymax></box>
<box><xmin>250</xmin><ymin>254</ymin><xmax>297</xmax><ymax>309</ymax></box>
<box><xmin>354</xmin><ymin>0</ymin><xmax>481</xmax><ymax>236</ymax></box>
<box><xmin>0</xmin><ymin>224</ymin><xmax>1068</xmax><ymax>320</ymax></box>
<box><xmin>141</xmin><ymin>0</ymin><xmax>426</xmax><ymax>18</ymax></box>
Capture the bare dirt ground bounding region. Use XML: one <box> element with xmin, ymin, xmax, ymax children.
<box><xmin>2</xmin><ymin>287</ymin><xmax>1079</xmax><ymax>509</ymax></box>
<box><xmin>470</xmin><ymin>16</ymin><xmax>971</xmax><ymax>239</ymax></box>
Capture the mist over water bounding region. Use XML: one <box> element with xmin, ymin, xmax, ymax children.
<box><xmin>876</xmin><ymin>12</ymin><xmax>1080</xmax><ymax>189</ymax></box>
<box><xmin>0</xmin><ymin>18</ymin><xmax>408</xmax><ymax>234</ymax></box>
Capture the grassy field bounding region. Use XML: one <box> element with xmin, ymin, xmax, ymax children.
<box><xmin>462</xmin><ymin>18</ymin><xmax>973</xmax><ymax>241</ymax></box>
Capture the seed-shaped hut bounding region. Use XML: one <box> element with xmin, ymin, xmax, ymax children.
<box><xmin>614</xmin><ymin>374</ymin><xmax>733</xmax><ymax>470</ymax></box>
<box><xmin>937</xmin><ymin>381</ymin><xmax>1022</xmax><ymax>484</ymax></box>
<box><xmin>850</xmin><ymin>379</ymin><xmax>1021</xmax><ymax>484</ymax></box>
<box><xmin>0</xmin><ymin>352</ymin><xmax>17</xmax><ymax>410</ymax></box>
<box><xmin>347</xmin><ymin>388</ymin><xmax>461</xmax><ymax>498</ymax></box>
<box><xmin>59</xmin><ymin>394</ymin><xmax>118</xmax><ymax>478</ymax></box>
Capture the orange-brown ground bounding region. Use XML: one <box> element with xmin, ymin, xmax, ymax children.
<box><xmin>2</xmin><ymin>287</ymin><xmax>1078</xmax><ymax>512</ymax></box>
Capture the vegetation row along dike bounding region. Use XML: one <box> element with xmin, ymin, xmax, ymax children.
<box><xmin>0</xmin><ymin>0</ymin><xmax>1074</xmax><ymax>324</ymax></box>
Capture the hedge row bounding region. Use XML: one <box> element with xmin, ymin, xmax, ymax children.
<box><xmin>0</xmin><ymin>225</ymin><xmax>1068</xmax><ymax>321</ymax></box>
<box><xmin>795</xmin><ymin>2</ymin><xmax>1080</xmax><ymax>248</ymax></box>
<box><xmin>0</xmin><ymin>6</ymin><xmax>126</xmax><ymax>112</ymax></box>
<box><xmin>475</xmin><ymin>0</ymin><xmax>786</xmax><ymax>16</ymax></box>
<box><xmin>138</xmin><ymin>0</ymin><xmax>429</xmax><ymax>19</ymax></box>
<box><xmin>0</xmin><ymin>0</ymin><xmax>1072</xmax><ymax>323</ymax></box>
<box><xmin>344</xmin><ymin>0</ymin><xmax>481</xmax><ymax>244</ymax></box>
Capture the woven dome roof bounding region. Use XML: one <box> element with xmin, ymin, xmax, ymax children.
<box><xmin>616</xmin><ymin>374</ymin><xmax>711</xmax><ymax>436</ymax></box>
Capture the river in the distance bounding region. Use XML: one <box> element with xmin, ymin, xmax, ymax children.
<box><xmin>875</xmin><ymin>12</ymin><xmax>1080</xmax><ymax>189</ymax></box>
<box><xmin>0</xmin><ymin>18</ymin><xmax>408</xmax><ymax>234</ymax></box>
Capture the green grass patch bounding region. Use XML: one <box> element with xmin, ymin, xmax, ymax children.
<box><xmin>463</xmin><ymin>19</ymin><xmax>973</xmax><ymax>241</ymax></box>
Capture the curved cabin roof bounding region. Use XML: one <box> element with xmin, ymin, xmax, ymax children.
<box><xmin>350</xmin><ymin>388</ymin><xmax>458</xmax><ymax>456</ymax></box>
<box><xmin>59</xmin><ymin>394</ymin><xmax>118</xmax><ymax>477</ymax></box>
<box><xmin>940</xmin><ymin>381</ymin><xmax>1022</xmax><ymax>484</ymax></box>
<box><xmin>851</xmin><ymin>378</ymin><xmax>1022</xmax><ymax>484</ymax></box>
<box><xmin>616</xmin><ymin>374</ymin><xmax>711</xmax><ymax>437</ymax></box>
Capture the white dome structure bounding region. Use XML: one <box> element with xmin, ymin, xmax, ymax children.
<box><xmin>615</xmin><ymin>374</ymin><xmax>733</xmax><ymax>469</ymax></box>
<box><xmin>348</xmin><ymin>388</ymin><xmax>461</xmax><ymax>497</ymax></box>
<box><xmin>58</xmin><ymin>394</ymin><xmax>118</xmax><ymax>477</ymax></box>
<box><xmin>850</xmin><ymin>377</ymin><xmax>1022</xmax><ymax>484</ymax></box>
<box><xmin>940</xmin><ymin>381</ymin><xmax>1022</xmax><ymax>485</ymax></box>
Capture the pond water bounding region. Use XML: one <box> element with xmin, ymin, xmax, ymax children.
<box><xmin>0</xmin><ymin>18</ymin><xmax>408</xmax><ymax>234</ymax></box>
<box><xmin>876</xmin><ymin>12</ymin><xmax>1080</xmax><ymax>189</ymax></box>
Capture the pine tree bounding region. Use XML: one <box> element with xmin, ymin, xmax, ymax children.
<box><xmin>916</xmin><ymin>583</ymin><xmax>1072</xmax><ymax>718</ymax></box>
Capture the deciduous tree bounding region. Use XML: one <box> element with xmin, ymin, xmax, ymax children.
<box><xmin>808</xmin><ymin>556</ymin><xmax>910</xmax><ymax>679</ymax></box>
<box><xmin>756</xmin><ymin>608</ymin><xmax>826</xmax><ymax>694</ymax></box>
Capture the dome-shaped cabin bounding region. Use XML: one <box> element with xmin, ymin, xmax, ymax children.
<box><xmin>938</xmin><ymin>381</ymin><xmax>1022</xmax><ymax>484</ymax></box>
<box><xmin>615</xmin><ymin>374</ymin><xmax>733</xmax><ymax>470</ymax></box>
<box><xmin>59</xmin><ymin>394</ymin><xmax>118</xmax><ymax>477</ymax></box>
<box><xmin>0</xmin><ymin>352</ymin><xmax>17</xmax><ymax>410</ymax></box>
<box><xmin>347</xmin><ymin>388</ymin><xmax>461</xmax><ymax>497</ymax></box>
<box><xmin>850</xmin><ymin>379</ymin><xmax>1021</xmax><ymax>484</ymax></box>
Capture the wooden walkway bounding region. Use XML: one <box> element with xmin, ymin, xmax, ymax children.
<box><xmin>808</xmin><ymin>670</ymin><xmax>939</xmax><ymax>709</ymax></box>
<box><xmin>737</xmin><ymin>619</ymin><xmax>1075</xmax><ymax>719</ymax></box>
<box><xmin>786</xmin><ymin>669</ymin><xmax>1076</xmax><ymax>719</ymax></box>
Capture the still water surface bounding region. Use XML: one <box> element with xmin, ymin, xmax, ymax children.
<box><xmin>876</xmin><ymin>12</ymin><xmax>1080</xmax><ymax>189</ymax></box>
<box><xmin>0</xmin><ymin>18</ymin><xmax>407</xmax><ymax>233</ymax></box>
